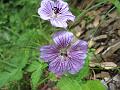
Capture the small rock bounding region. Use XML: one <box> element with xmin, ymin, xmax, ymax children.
<box><xmin>93</xmin><ymin>35</ymin><xmax>107</xmax><ymax>41</ymax></box>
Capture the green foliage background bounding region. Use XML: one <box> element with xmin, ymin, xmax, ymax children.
<box><xmin>1</xmin><ymin>0</ymin><xmax>120</xmax><ymax>90</ymax></box>
<box><xmin>0</xmin><ymin>0</ymin><xmax>52</xmax><ymax>89</ymax></box>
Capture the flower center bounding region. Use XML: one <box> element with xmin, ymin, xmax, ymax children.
<box><xmin>52</xmin><ymin>7</ymin><xmax>62</xmax><ymax>17</ymax></box>
<box><xmin>60</xmin><ymin>48</ymin><xmax>68</xmax><ymax>57</ymax></box>
<box><xmin>52</xmin><ymin>7</ymin><xmax>61</xmax><ymax>14</ymax></box>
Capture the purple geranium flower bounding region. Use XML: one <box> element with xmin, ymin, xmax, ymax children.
<box><xmin>38</xmin><ymin>0</ymin><xmax>75</xmax><ymax>28</ymax></box>
<box><xmin>40</xmin><ymin>30</ymin><xmax>88</xmax><ymax>75</ymax></box>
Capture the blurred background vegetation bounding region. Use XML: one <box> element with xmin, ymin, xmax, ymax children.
<box><xmin>0</xmin><ymin>0</ymin><xmax>120</xmax><ymax>90</ymax></box>
<box><xmin>0</xmin><ymin>0</ymin><xmax>52</xmax><ymax>89</ymax></box>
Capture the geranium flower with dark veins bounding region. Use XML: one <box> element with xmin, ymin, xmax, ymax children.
<box><xmin>40</xmin><ymin>30</ymin><xmax>88</xmax><ymax>75</ymax></box>
<box><xmin>38</xmin><ymin>0</ymin><xmax>75</xmax><ymax>28</ymax></box>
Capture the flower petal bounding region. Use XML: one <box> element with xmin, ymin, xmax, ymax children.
<box><xmin>50</xmin><ymin>18</ymin><xmax>68</xmax><ymax>28</ymax></box>
<box><xmin>49</xmin><ymin>57</ymin><xmax>67</xmax><ymax>75</ymax></box>
<box><xmin>67</xmin><ymin>58</ymin><xmax>85</xmax><ymax>74</ymax></box>
<box><xmin>52</xmin><ymin>30</ymin><xmax>73</xmax><ymax>48</ymax></box>
<box><xmin>38</xmin><ymin>0</ymin><xmax>54</xmax><ymax>20</ymax></box>
<box><xmin>40</xmin><ymin>45</ymin><xmax>59</xmax><ymax>62</ymax></box>
<box><xmin>69</xmin><ymin>51</ymin><xmax>87</xmax><ymax>60</ymax></box>
<box><xmin>66</xmin><ymin>40</ymin><xmax>88</xmax><ymax>74</ymax></box>
<box><xmin>55</xmin><ymin>0</ymin><xmax>69</xmax><ymax>13</ymax></box>
<box><xmin>70</xmin><ymin>40</ymin><xmax>88</xmax><ymax>53</ymax></box>
<box><xmin>58</xmin><ymin>11</ymin><xmax>75</xmax><ymax>21</ymax></box>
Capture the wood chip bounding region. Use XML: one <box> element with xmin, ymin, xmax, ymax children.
<box><xmin>93</xmin><ymin>15</ymin><xmax>100</xmax><ymax>27</ymax></box>
<box><xmin>74</xmin><ymin>25</ymin><xmax>84</xmax><ymax>37</ymax></box>
<box><xmin>96</xmin><ymin>72</ymin><xmax>110</xmax><ymax>78</ymax></box>
<box><xmin>93</xmin><ymin>35</ymin><xmax>107</xmax><ymax>41</ymax></box>
<box><xmin>90</xmin><ymin>62</ymin><xmax>117</xmax><ymax>69</ymax></box>
<box><xmin>89</xmin><ymin>62</ymin><xmax>99</xmax><ymax>67</ymax></box>
<box><xmin>95</xmin><ymin>46</ymin><xmax>105</xmax><ymax>54</ymax></box>
<box><xmin>118</xmin><ymin>30</ymin><xmax>120</xmax><ymax>36</ymax></box>
<box><xmin>102</xmin><ymin>41</ymin><xmax>120</xmax><ymax>58</ymax></box>
<box><xmin>100</xmin><ymin>62</ymin><xmax>117</xmax><ymax>69</ymax></box>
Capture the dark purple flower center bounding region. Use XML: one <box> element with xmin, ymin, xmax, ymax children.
<box><xmin>60</xmin><ymin>49</ymin><xmax>68</xmax><ymax>57</ymax></box>
<box><xmin>52</xmin><ymin>7</ymin><xmax>61</xmax><ymax>14</ymax></box>
<box><xmin>60</xmin><ymin>52</ymin><xmax>68</xmax><ymax>57</ymax></box>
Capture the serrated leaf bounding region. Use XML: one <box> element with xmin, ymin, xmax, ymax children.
<box><xmin>81</xmin><ymin>80</ymin><xmax>106</xmax><ymax>90</ymax></box>
<box><xmin>57</xmin><ymin>76</ymin><xmax>82</xmax><ymax>90</ymax></box>
<box><xmin>0</xmin><ymin>69</ymin><xmax>23</xmax><ymax>88</ymax></box>
<box><xmin>26</xmin><ymin>61</ymin><xmax>42</xmax><ymax>72</ymax></box>
<box><xmin>16</xmin><ymin>29</ymin><xmax>50</xmax><ymax>48</ymax></box>
<box><xmin>0</xmin><ymin>72</ymin><xmax>11</xmax><ymax>87</ymax></box>
<box><xmin>31</xmin><ymin>67</ymin><xmax>42</xmax><ymax>90</ymax></box>
<box><xmin>0</xmin><ymin>50</ymin><xmax>29</xmax><ymax>88</ymax></box>
<box><xmin>26</xmin><ymin>60</ymin><xmax>47</xmax><ymax>72</ymax></box>
<box><xmin>29</xmin><ymin>61</ymin><xmax>47</xmax><ymax>90</ymax></box>
<box><xmin>9</xmin><ymin>69</ymin><xmax>23</xmax><ymax>81</ymax></box>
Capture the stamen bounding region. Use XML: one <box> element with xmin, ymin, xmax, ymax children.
<box><xmin>60</xmin><ymin>48</ymin><xmax>68</xmax><ymax>57</ymax></box>
<box><xmin>52</xmin><ymin>7</ymin><xmax>61</xmax><ymax>14</ymax></box>
<box><xmin>61</xmin><ymin>52</ymin><xmax>68</xmax><ymax>57</ymax></box>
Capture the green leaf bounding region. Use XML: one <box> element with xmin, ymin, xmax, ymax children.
<box><xmin>48</xmin><ymin>72</ymin><xmax>57</xmax><ymax>81</ymax></box>
<box><xmin>16</xmin><ymin>29</ymin><xmax>50</xmax><ymax>48</ymax></box>
<box><xmin>81</xmin><ymin>80</ymin><xmax>106</xmax><ymax>90</ymax></box>
<box><xmin>57</xmin><ymin>76</ymin><xmax>82</xmax><ymax>90</ymax></box>
<box><xmin>0</xmin><ymin>72</ymin><xmax>12</xmax><ymax>87</ymax></box>
<box><xmin>10</xmin><ymin>69</ymin><xmax>23</xmax><ymax>81</ymax></box>
<box><xmin>0</xmin><ymin>69</ymin><xmax>23</xmax><ymax>88</ymax></box>
<box><xmin>0</xmin><ymin>50</ymin><xmax>29</xmax><ymax>88</ymax></box>
<box><xmin>26</xmin><ymin>61</ymin><xmax>42</xmax><ymax>72</ymax></box>
<box><xmin>31</xmin><ymin>67</ymin><xmax>42</xmax><ymax>90</ymax></box>
<box><xmin>28</xmin><ymin>61</ymin><xmax>47</xmax><ymax>90</ymax></box>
